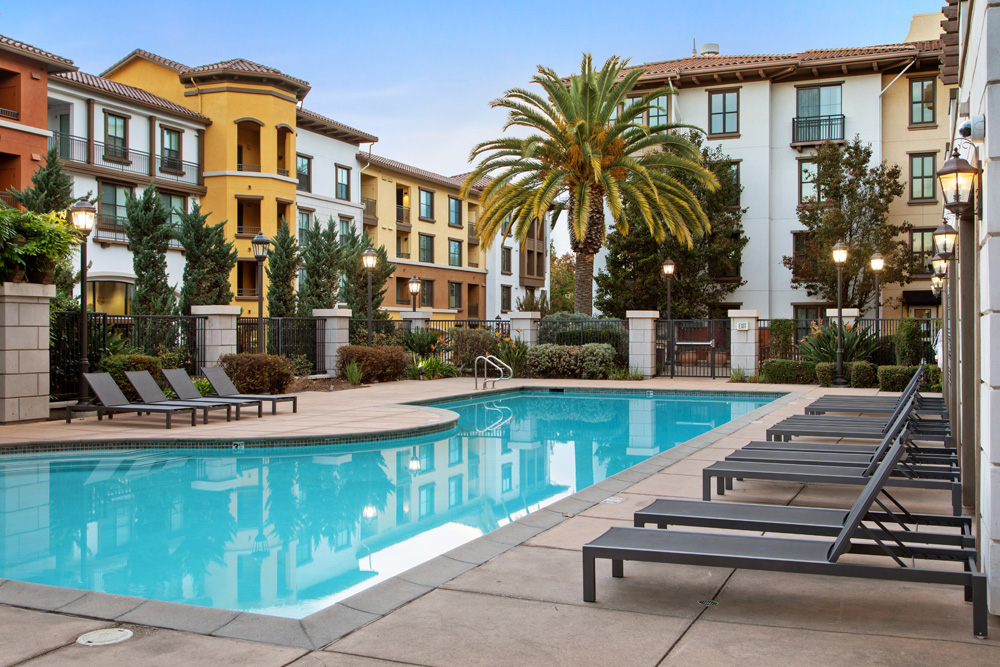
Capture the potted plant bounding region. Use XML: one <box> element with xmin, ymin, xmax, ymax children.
<box><xmin>0</xmin><ymin>209</ymin><xmax>79</xmax><ymax>284</ymax></box>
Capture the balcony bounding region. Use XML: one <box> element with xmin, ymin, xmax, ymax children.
<box><xmin>277</xmin><ymin>168</ymin><xmax>289</xmax><ymax>177</ymax></box>
<box><xmin>95</xmin><ymin>213</ymin><xmax>183</xmax><ymax>250</ymax></box>
<box><xmin>239</xmin><ymin>163</ymin><xmax>261</xmax><ymax>173</ymax></box>
<box><xmin>237</xmin><ymin>287</ymin><xmax>259</xmax><ymax>297</ymax></box>
<box><xmin>396</xmin><ymin>206</ymin><xmax>410</xmax><ymax>225</ymax></box>
<box><xmin>236</xmin><ymin>225</ymin><xmax>261</xmax><ymax>236</ymax></box>
<box><xmin>362</xmin><ymin>197</ymin><xmax>378</xmax><ymax>227</ymax></box>
<box><xmin>0</xmin><ymin>107</ymin><xmax>17</xmax><ymax>121</ymax></box>
<box><xmin>791</xmin><ymin>114</ymin><xmax>845</xmax><ymax>147</ymax></box>
<box><xmin>48</xmin><ymin>132</ymin><xmax>201</xmax><ymax>185</ymax></box>
<box><xmin>397</xmin><ymin>252</ymin><xmax>410</xmax><ymax>259</ymax></box>
<box><xmin>0</xmin><ymin>192</ymin><xmax>15</xmax><ymax>208</ymax></box>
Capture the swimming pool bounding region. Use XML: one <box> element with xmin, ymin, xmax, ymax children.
<box><xmin>0</xmin><ymin>389</ymin><xmax>779</xmax><ymax>618</ymax></box>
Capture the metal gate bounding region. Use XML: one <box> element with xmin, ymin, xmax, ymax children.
<box><xmin>655</xmin><ymin>319</ymin><xmax>731</xmax><ymax>378</ymax></box>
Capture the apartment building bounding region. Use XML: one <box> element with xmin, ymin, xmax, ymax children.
<box><xmin>597</xmin><ymin>16</ymin><xmax>949</xmax><ymax>322</ymax></box>
<box><xmin>481</xmin><ymin>211</ymin><xmax>550</xmax><ymax>317</ymax></box>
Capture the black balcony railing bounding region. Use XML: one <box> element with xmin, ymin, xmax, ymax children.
<box><xmin>0</xmin><ymin>192</ymin><xmax>15</xmax><ymax>208</ymax></box>
<box><xmin>160</xmin><ymin>152</ymin><xmax>181</xmax><ymax>172</ymax></box>
<box><xmin>237</xmin><ymin>287</ymin><xmax>259</xmax><ymax>297</ymax></box>
<box><xmin>362</xmin><ymin>197</ymin><xmax>377</xmax><ymax>218</ymax></box>
<box><xmin>396</xmin><ymin>205</ymin><xmax>410</xmax><ymax>224</ymax></box>
<box><xmin>95</xmin><ymin>213</ymin><xmax>183</xmax><ymax>250</ymax></box>
<box><xmin>48</xmin><ymin>133</ymin><xmax>200</xmax><ymax>185</ymax></box>
<box><xmin>277</xmin><ymin>167</ymin><xmax>289</xmax><ymax>177</ymax></box>
<box><xmin>237</xmin><ymin>225</ymin><xmax>261</xmax><ymax>235</ymax></box>
<box><xmin>0</xmin><ymin>107</ymin><xmax>18</xmax><ymax>121</ymax></box>
<box><xmin>792</xmin><ymin>114</ymin><xmax>845</xmax><ymax>144</ymax></box>
<box><xmin>238</xmin><ymin>163</ymin><xmax>261</xmax><ymax>173</ymax></box>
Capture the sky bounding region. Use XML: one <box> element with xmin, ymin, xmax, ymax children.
<box><xmin>5</xmin><ymin>0</ymin><xmax>943</xmax><ymax>179</ymax></box>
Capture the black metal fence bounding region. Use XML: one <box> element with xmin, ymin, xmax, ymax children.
<box><xmin>536</xmin><ymin>319</ymin><xmax>629</xmax><ymax>366</ymax></box>
<box><xmin>50</xmin><ymin>312</ymin><xmax>206</xmax><ymax>401</ymax></box>
<box><xmin>426</xmin><ymin>319</ymin><xmax>511</xmax><ymax>336</ymax></box>
<box><xmin>655</xmin><ymin>319</ymin><xmax>731</xmax><ymax>378</ymax></box>
<box><xmin>236</xmin><ymin>317</ymin><xmax>326</xmax><ymax>372</ymax></box>
<box><xmin>347</xmin><ymin>319</ymin><xmax>409</xmax><ymax>347</ymax></box>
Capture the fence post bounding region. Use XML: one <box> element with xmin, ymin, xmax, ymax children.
<box><xmin>0</xmin><ymin>282</ymin><xmax>55</xmax><ymax>422</ymax></box>
<box><xmin>729</xmin><ymin>309</ymin><xmax>760</xmax><ymax>376</ymax></box>
<box><xmin>400</xmin><ymin>312</ymin><xmax>430</xmax><ymax>331</ymax></box>
<box><xmin>509</xmin><ymin>311</ymin><xmax>539</xmax><ymax>346</ymax></box>
<box><xmin>191</xmin><ymin>305</ymin><xmax>240</xmax><ymax>368</ymax></box>
<box><xmin>626</xmin><ymin>310</ymin><xmax>658</xmax><ymax>378</ymax></box>
<box><xmin>314</xmin><ymin>306</ymin><xmax>353</xmax><ymax>376</ymax></box>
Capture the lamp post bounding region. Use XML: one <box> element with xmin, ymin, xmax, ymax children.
<box><xmin>936</xmin><ymin>147</ymin><xmax>979</xmax><ymax>216</ymax></box>
<box><xmin>832</xmin><ymin>241</ymin><xmax>849</xmax><ymax>387</ymax></box>
<box><xmin>408</xmin><ymin>275</ymin><xmax>421</xmax><ymax>312</ymax></box>
<box><xmin>661</xmin><ymin>259</ymin><xmax>675</xmax><ymax>321</ymax></box>
<box><xmin>931</xmin><ymin>253</ymin><xmax>949</xmax><ymax>280</ymax></box>
<box><xmin>932</xmin><ymin>219</ymin><xmax>958</xmax><ymax>259</ymax></box>
<box><xmin>251</xmin><ymin>232</ymin><xmax>271</xmax><ymax>354</ymax></box>
<box><xmin>362</xmin><ymin>247</ymin><xmax>378</xmax><ymax>346</ymax></box>
<box><xmin>69</xmin><ymin>199</ymin><xmax>96</xmax><ymax>403</ymax></box>
<box><xmin>869</xmin><ymin>252</ymin><xmax>884</xmax><ymax>321</ymax></box>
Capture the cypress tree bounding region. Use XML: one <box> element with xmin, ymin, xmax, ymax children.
<box><xmin>265</xmin><ymin>217</ymin><xmax>301</xmax><ymax>317</ymax></box>
<box><xmin>123</xmin><ymin>183</ymin><xmax>176</xmax><ymax>315</ymax></box>
<box><xmin>297</xmin><ymin>217</ymin><xmax>342</xmax><ymax>317</ymax></box>
<box><xmin>338</xmin><ymin>223</ymin><xmax>395</xmax><ymax>320</ymax></box>
<box><xmin>174</xmin><ymin>204</ymin><xmax>237</xmax><ymax>314</ymax></box>
<box><xmin>8</xmin><ymin>146</ymin><xmax>74</xmax><ymax>214</ymax></box>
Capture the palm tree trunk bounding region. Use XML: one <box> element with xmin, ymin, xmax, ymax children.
<box><xmin>568</xmin><ymin>185</ymin><xmax>607</xmax><ymax>315</ymax></box>
<box><xmin>574</xmin><ymin>253</ymin><xmax>594</xmax><ymax>315</ymax></box>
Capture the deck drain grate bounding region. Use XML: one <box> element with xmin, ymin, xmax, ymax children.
<box><xmin>76</xmin><ymin>628</ymin><xmax>133</xmax><ymax>646</ymax></box>
<box><xmin>698</xmin><ymin>600</ymin><xmax>718</xmax><ymax>606</ymax></box>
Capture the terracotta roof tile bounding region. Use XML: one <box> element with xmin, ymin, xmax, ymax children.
<box><xmin>0</xmin><ymin>34</ymin><xmax>75</xmax><ymax>70</ymax></box>
<box><xmin>297</xmin><ymin>107</ymin><xmax>377</xmax><ymax>144</ymax></box>
<box><xmin>53</xmin><ymin>71</ymin><xmax>210</xmax><ymax>122</ymax></box>
<box><xmin>100</xmin><ymin>49</ymin><xmax>191</xmax><ymax>77</ymax></box>
<box><xmin>357</xmin><ymin>152</ymin><xmax>482</xmax><ymax>194</ymax></box>
<box><xmin>451</xmin><ymin>171</ymin><xmax>492</xmax><ymax>190</ymax></box>
<box><xmin>187</xmin><ymin>58</ymin><xmax>309</xmax><ymax>87</ymax></box>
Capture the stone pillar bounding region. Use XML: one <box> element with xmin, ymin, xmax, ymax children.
<box><xmin>191</xmin><ymin>305</ymin><xmax>240</xmax><ymax>369</ymax></box>
<box><xmin>400</xmin><ymin>311</ymin><xmax>430</xmax><ymax>331</ymax></box>
<box><xmin>626</xmin><ymin>310</ymin><xmax>658</xmax><ymax>378</ymax></box>
<box><xmin>313</xmin><ymin>307</ymin><xmax>352</xmax><ymax>376</ymax></box>
<box><xmin>0</xmin><ymin>282</ymin><xmax>55</xmax><ymax>422</ymax></box>
<box><xmin>509</xmin><ymin>311</ymin><xmax>540</xmax><ymax>346</ymax></box>
<box><xmin>729</xmin><ymin>309</ymin><xmax>760</xmax><ymax>376</ymax></box>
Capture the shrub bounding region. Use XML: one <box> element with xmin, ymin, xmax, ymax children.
<box><xmin>495</xmin><ymin>336</ymin><xmax>529</xmax><ymax>377</ymax></box>
<box><xmin>192</xmin><ymin>376</ymin><xmax>214</xmax><ymax>396</ymax></box>
<box><xmin>578</xmin><ymin>343</ymin><xmax>617</xmax><ymax>379</ymax></box>
<box><xmin>448</xmin><ymin>327</ymin><xmax>496</xmax><ymax>367</ymax></box>
<box><xmin>730</xmin><ymin>367</ymin><xmax>749</xmax><ymax>383</ymax></box>
<box><xmin>402</xmin><ymin>328</ymin><xmax>445</xmax><ymax>357</ymax></box>
<box><xmin>849</xmin><ymin>360</ymin><xmax>877</xmax><ymax>388</ymax></box>
<box><xmin>337</xmin><ymin>345</ymin><xmax>408</xmax><ymax>383</ymax></box>
<box><xmin>609</xmin><ymin>366</ymin><xmax>645</xmax><ymax>380</ymax></box>
<box><xmin>525</xmin><ymin>343</ymin><xmax>579</xmax><ymax>378</ymax></box>
<box><xmin>924</xmin><ymin>364</ymin><xmax>942</xmax><ymax>392</ymax></box>
<box><xmin>97</xmin><ymin>354</ymin><xmax>162</xmax><ymax>401</ymax></box>
<box><xmin>815</xmin><ymin>362</ymin><xmax>835</xmax><ymax>387</ymax></box>
<box><xmin>769</xmin><ymin>319</ymin><xmax>796</xmax><ymax>359</ymax></box>
<box><xmin>894</xmin><ymin>318</ymin><xmax>924</xmax><ymax>366</ymax></box>
<box><xmin>759</xmin><ymin>359</ymin><xmax>817</xmax><ymax>384</ymax></box>
<box><xmin>877</xmin><ymin>365</ymin><xmax>919</xmax><ymax>392</ymax></box>
<box><xmin>349</xmin><ymin>322</ymin><xmax>405</xmax><ymax>347</ymax></box>
<box><xmin>420</xmin><ymin>356</ymin><xmax>458</xmax><ymax>379</ymax></box>
<box><xmin>345</xmin><ymin>360</ymin><xmax>363</xmax><ymax>385</ymax></box>
<box><xmin>218</xmin><ymin>354</ymin><xmax>295</xmax><ymax>394</ymax></box>
<box><xmin>287</xmin><ymin>354</ymin><xmax>313</xmax><ymax>377</ymax></box>
<box><xmin>155</xmin><ymin>345</ymin><xmax>190</xmax><ymax>371</ymax></box>
<box><xmin>799</xmin><ymin>322</ymin><xmax>878</xmax><ymax>363</ymax></box>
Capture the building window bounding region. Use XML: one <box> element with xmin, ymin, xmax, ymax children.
<box><xmin>647</xmin><ymin>94</ymin><xmax>669</xmax><ymax>127</ymax></box>
<box><xmin>336</xmin><ymin>165</ymin><xmax>350</xmax><ymax>200</ymax></box>
<box><xmin>159</xmin><ymin>192</ymin><xmax>185</xmax><ymax>225</ymax></box>
<box><xmin>448</xmin><ymin>437</ymin><xmax>462</xmax><ymax>466</ymax></box>
<box><xmin>420</xmin><ymin>279</ymin><xmax>434</xmax><ymax>307</ymax></box>
<box><xmin>798</xmin><ymin>160</ymin><xmax>819</xmax><ymax>203</ymax></box>
<box><xmin>418</xmin><ymin>443</ymin><xmax>435</xmax><ymax>472</ymax></box>
<box><xmin>910</xmin><ymin>78</ymin><xmax>935</xmax><ymax>125</ymax></box>
<box><xmin>794</xmin><ymin>85</ymin><xmax>843</xmax><ymax>142</ymax></box>
<box><xmin>449</xmin><ymin>239</ymin><xmax>462</xmax><ymax>267</ymax></box>
<box><xmin>418</xmin><ymin>483</ymin><xmax>435</xmax><ymax>518</ymax></box>
<box><xmin>297</xmin><ymin>210</ymin><xmax>311</xmax><ymax>240</ymax></box>
<box><xmin>501</xmin><ymin>463</ymin><xmax>513</xmax><ymax>493</ymax></box>
<box><xmin>296</xmin><ymin>155</ymin><xmax>311</xmax><ymax>192</ymax></box>
<box><xmin>105</xmin><ymin>113</ymin><xmax>128</xmax><ymax>160</ymax></box>
<box><xmin>88</xmin><ymin>280</ymin><xmax>133</xmax><ymax>315</ymax></box>
<box><xmin>339</xmin><ymin>218</ymin><xmax>353</xmax><ymax>239</ymax></box>
<box><xmin>708</xmin><ymin>89</ymin><xmax>739</xmax><ymax>135</ymax></box>
<box><xmin>448</xmin><ymin>281</ymin><xmax>462</xmax><ymax>309</ymax></box>
<box><xmin>161</xmin><ymin>127</ymin><xmax>181</xmax><ymax>171</ymax></box>
<box><xmin>911</xmin><ymin>228</ymin><xmax>934</xmax><ymax>274</ymax></box>
<box><xmin>501</xmin><ymin>214</ymin><xmax>511</xmax><ymax>236</ymax></box>
<box><xmin>909</xmin><ymin>153</ymin><xmax>936</xmax><ymax>201</ymax></box>
<box><xmin>419</xmin><ymin>189</ymin><xmax>434</xmax><ymax>220</ymax></box>
<box><xmin>729</xmin><ymin>162</ymin><xmax>740</xmax><ymax>207</ymax></box>
<box><xmin>419</xmin><ymin>233</ymin><xmax>434</xmax><ymax>263</ymax></box>
<box><xmin>501</xmin><ymin>285</ymin><xmax>512</xmax><ymax>312</ymax></box>
<box><xmin>501</xmin><ymin>247</ymin><xmax>512</xmax><ymax>273</ymax></box>
<box><xmin>396</xmin><ymin>277</ymin><xmax>409</xmax><ymax>305</ymax></box>
<box><xmin>793</xmin><ymin>305</ymin><xmax>823</xmax><ymax>341</ymax></box>
<box><xmin>99</xmin><ymin>182</ymin><xmax>132</xmax><ymax>225</ymax></box>
<box><xmin>791</xmin><ymin>231</ymin><xmax>817</xmax><ymax>280</ymax></box>
<box><xmin>448</xmin><ymin>197</ymin><xmax>462</xmax><ymax>227</ymax></box>
<box><xmin>448</xmin><ymin>475</ymin><xmax>463</xmax><ymax>508</ymax></box>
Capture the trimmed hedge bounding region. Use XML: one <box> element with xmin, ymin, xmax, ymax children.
<box><xmin>337</xmin><ymin>345</ymin><xmax>409</xmax><ymax>383</ymax></box>
<box><xmin>447</xmin><ymin>327</ymin><xmax>496</xmax><ymax>367</ymax></box>
<box><xmin>925</xmin><ymin>364</ymin><xmax>942</xmax><ymax>392</ymax></box>
<box><xmin>760</xmin><ymin>359</ymin><xmax>817</xmax><ymax>384</ymax></box>
<box><xmin>218</xmin><ymin>354</ymin><xmax>295</xmax><ymax>394</ymax></box>
<box><xmin>579</xmin><ymin>343</ymin><xmax>617</xmax><ymax>379</ymax></box>
<box><xmin>815</xmin><ymin>360</ymin><xmax>878</xmax><ymax>388</ymax></box>
<box><xmin>769</xmin><ymin>318</ymin><xmax>797</xmax><ymax>359</ymax></box>
<box><xmin>894</xmin><ymin>318</ymin><xmax>924</xmax><ymax>366</ymax></box>
<box><xmin>98</xmin><ymin>354</ymin><xmax>162</xmax><ymax>401</ymax></box>
<box><xmin>877</xmin><ymin>365</ymin><xmax>918</xmax><ymax>392</ymax></box>
<box><xmin>524</xmin><ymin>343</ymin><xmax>617</xmax><ymax>379</ymax></box>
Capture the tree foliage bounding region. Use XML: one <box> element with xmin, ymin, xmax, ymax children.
<box><xmin>781</xmin><ymin>137</ymin><xmax>911</xmax><ymax>310</ymax></box>
<box><xmin>175</xmin><ymin>204</ymin><xmax>237</xmax><ymax>314</ymax></box>
<box><xmin>7</xmin><ymin>146</ymin><xmax>75</xmax><ymax>214</ymax></box>
<box><xmin>123</xmin><ymin>183</ymin><xmax>176</xmax><ymax>315</ymax></box>
<box><xmin>338</xmin><ymin>224</ymin><xmax>395</xmax><ymax>320</ymax></box>
<box><xmin>297</xmin><ymin>217</ymin><xmax>343</xmax><ymax>317</ymax></box>
<box><xmin>461</xmin><ymin>53</ymin><xmax>717</xmax><ymax>314</ymax></box>
<box><xmin>594</xmin><ymin>139</ymin><xmax>748</xmax><ymax>319</ymax></box>
<box><xmin>549</xmin><ymin>249</ymin><xmax>575</xmax><ymax>314</ymax></box>
<box><xmin>265</xmin><ymin>217</ymin><xmax>301</xmax><ymax>317</ymax></box>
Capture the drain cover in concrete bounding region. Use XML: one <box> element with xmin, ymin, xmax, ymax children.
<box><xmin>76</xmin><ymin>628</ymin><xmax>133</xmax><ymax>646</ymax></box>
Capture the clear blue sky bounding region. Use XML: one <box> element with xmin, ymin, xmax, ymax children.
<box><xmin>5</xmin><ymin>0</ymin><xmax>942</xmax><ymax>175</ymax></box>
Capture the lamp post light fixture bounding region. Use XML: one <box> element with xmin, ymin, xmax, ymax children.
<box><xmin>361</xmin><ymin>247</ymin><xmax>378</xmax><ymax>346</ymax></box>
<box><xmin>661</xmin><ymin>258</ymin><xmax>675</xmax><ymax>321</ymax></box>
<box><xmin>935</xmin><ymin>147</ymin><xmax>979</xmax><ymax>216</ymax></box>
<box><xmin>69</xmin><ymin>198</ymin><xmax>97</xmax><ymax>403</ymax></box>
<box><xmin>932</xmin><ymin>219</ymin><xmax>958</xmax><ymax>259</ymax></box>
<box><xmin>869</xmin><ymin>252</ymin><xmax>884</xmax><ymax>321</ymax></box>
<box><xmin>408</xmin><ymin>446</ymin><xmax>421</xmax><ymax>474</ymax></box>
<box><xmin>832</xmin><ymin>241</ymin><xmax>849</xmax><ymax>387</ymax></box>
<box><xmin>931</xmin><ymin>253</ymin><xmax>949</xmax><ymax>278</ymax></box>
<box><xmin>408</xmin><ymin>275</ymin><xmax>421</xmax><ymax>312</ymax></box>
<box><xmin>251</xmin><ymin>232</ymin><xmax>271</xmax><ymax>354</ymax></box>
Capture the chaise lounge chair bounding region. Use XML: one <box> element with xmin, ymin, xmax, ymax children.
<box><xmin>582</xmin><ymin>438</ymin><xmax>987</xmax><ymax>638</ymax></box>
<box><xmin>125</xmin><ymin>370</ymin><xmax>234</xmax><ymax>423</ymax></box>
<box><xmin>162</xmin><ymin>368</ymin><xmax>264</xmax><ymax>418</ymax></box>
<box><xmin>202</xmin><ymin>366</ymin><xmax>297</xmax><ymax>414</ymax></box>
<box><xmin>65</xmin><ymin>372</ymin><xmax>197</xmax><ymax>429</ymax></box>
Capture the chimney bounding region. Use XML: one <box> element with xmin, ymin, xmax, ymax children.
<box><xmin>692</xmin><ymin>39</ymin><xmax>697</xmax><ymax>57</ymax></box>
<box><xmin>700</xmin><ymin>43</ymin><xmax>720</xmax><ymax>56</ymax></box>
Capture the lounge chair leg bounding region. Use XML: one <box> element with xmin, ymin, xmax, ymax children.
<box><xmin>583</xmin><ymin>553</ymin><xmax>596</xmax><ymax>602</ymax></box>
<box><xmin>973</xmin><ymin>572</ymin><xmax>988</xmax><ymax>638</ymax></box>
<box><xmin>258</xmin><ymin>403</ymin><xmax>263</xmax><ymax>418</ymax></box>
<box><xmin>203</xmin><ymin>408</ymin><xmax>209</xmax><ymax>424</ymax></box>
<box><xmin>272</xmin><ymin>400</ymin><xmax>277</xmax><ymax>415</ymax></box>
<box><xmin>65</xmin><ymin>407</ymin><xmax>71</xmax><ymax>424</ymax></box>
<box><xmin>166</xmin><ymin>413</ymin><xmax>171</xmax><ymax>429</ymax></box>
<box><xmin>293</xmin><ymin>398</ymin><xmax>297</xmax><ymax>413</ymax></box>
<box><xmin>717</xmin><ymin>476</ymin><xmax>726</xmax><ymax>496</ymax></box>
<box><xmin>725</xmin><ymin>477</ymin><xmax>734</xmax><ymax>490</ymax></box>
<box><xmin>612</xmin><ymin>559</ymin><xmax>623</xmax><ymax>578</ymax></box>
<box><xmin>703</xmin><ymin>473</ymin><xmax>713</xmax><ymax>501</ymax></box>
<box><xmin>952</xmin><ymin>483</ymin><xmax>962</xmax><ymax>515</ymax></box>
<box><xmin>235</xmin><ymin>405</ymin><xmax>240</xmax><ymax>421</ymax></box>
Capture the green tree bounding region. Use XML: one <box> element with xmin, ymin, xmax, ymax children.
<box><xmin>781</xmin><ymin>137</ymin><xmax>911</xmax><ymax>310</ymax></box>
<box><xmin>265</xmin><ymin>217</ymin><xmax>301</xmax><ymax>317</ymax></box>
<box><xmin>174</xmin><ymin>204</ymin><xmax>237</xmax><ymax>314</ymax></box>
<box><xmin>123</xmin><ymin>183</ymin><xmax>176</xmax><ymax>315</ymax></box>
<box><xmin>461</xmin><ymin>54</ymin><xmax>716</xmax><ymax>315</ymax></box>
<box><xmin>297</xmin><ymin>218</ymin><xmax>342</xmax><ymax>317</ymax></box>
<box><xmin>338</xmin><ymin>224</ymin><xmax>395</xmax><ymax>320</ymax></box>
<box><xmin>595</xmin><ymin>139</ymin><xmax>748</xmax><ymax>319</ymax></box>
<box><xmin>7</xmin><ymin>146</ymin><xmax>74</xmax><ymax>214</ymax></box>
<box><xmin>549</xmin><ymin>249</ymin><xmax>575</xmax><ymax>314</ymax></box>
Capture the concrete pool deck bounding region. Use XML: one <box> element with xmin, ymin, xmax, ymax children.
<box><xmin>0</xmin><ymin>377</ymin><xmax>997</xmax><ymax>666</ymax></box>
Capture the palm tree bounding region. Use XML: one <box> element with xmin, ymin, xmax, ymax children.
<box><xmin>461</xmin><ymin>54</ymin><xmax>717</xmax><ymax>315</ymax></box>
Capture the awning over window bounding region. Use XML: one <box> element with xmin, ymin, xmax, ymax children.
<box><xmin>903</xmin><ymin>289</ymin><xmax>941</xmax><ymax>306</ymax></box>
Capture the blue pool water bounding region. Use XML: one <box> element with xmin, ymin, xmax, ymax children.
<box><xmin>0</xmin><ymin>390</ymin><xmax>777</xmax><ymax>618</ymax></box>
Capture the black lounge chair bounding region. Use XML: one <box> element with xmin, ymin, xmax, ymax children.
<box><xmin>65</xmin><ymin>372</ymin><xmax>197</xmax><ymax>429</ymax></box>
<box><xmin>162</xmin><ymin>368</ymin><xmax>264</xmax><ymax>418</ymax></box>
<box><xmin>124</xmin><ymin>370</ymin><xmax>233</xmax><ymax>423</ymax></box>
<box><xmin>202</xmin><ymin>367</ymin><xmax>298</xmax><ymax>415</ymax></box>
<box><xmin>582</xmin><ymin>439</ymin><xmax>988</xmax><ymax>638</ymax></box>
<box><xmin>804</xmin><ymin>364</ymin><xmax>945</xmax><ymax>417</ymax></box>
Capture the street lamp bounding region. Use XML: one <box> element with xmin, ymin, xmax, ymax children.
<box><xmin>362</xmin><ymin>247</ymin><xmax>378</xmax><ymax>346</ymax></box>
<box><xmin>408</xmin><ymin>275</ymin><xmax>421</xmax><ymax>312</ymax></box>
<box><xmin>69</xmin><ymin>198</ymin><xmax>96</xmax><ymax>403</ymax></box>
<box><xmin>832</xmin><ymin>241</ymin><xmax>849</xmax><ymax>387</ymax></box>
<box><xmin>661</xmin><ymin>259</ymin><xmax>675</xmax><ymax>321</ymax></box>
<box><xmin>408</xmin><ymin>446</ymin><xmax>421</xmax><ymax>473</ymax></box>
<box><xmin>251</xmin><ymin>232</ymin><xmax>271</xmax><ymax>354</ymax></box>
<box><xmin>935</xmin><ymin>147</ymin><xmax>979</xmax><ymax>216</ymax></box>
<box><xmin>869</xmin><ymin>252</ymin><xmax>884</xmax><ymax>321</ymax></box>
<box><xmin>931</xmin><ymin>253</ymin><xmax>949</xmax><ymax>278</ymax></box>
<box><xmin>932</xmin><ymin>219</ymin><xmax>958</xmax><ymax>259</ymax></box>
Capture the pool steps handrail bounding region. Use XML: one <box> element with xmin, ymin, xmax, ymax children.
<box><xmin>474</xmin><ymin>355</ymin><xmax>513</xmax><ymax>390</ymax></box>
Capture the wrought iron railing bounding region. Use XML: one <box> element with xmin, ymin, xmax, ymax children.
<box><xmin>362</xmin><ymin>197</ymin><xmax>377</xmax><ymax>219</ymax></box>
<box><xmin>95</xmin><ymin>213</ymin><xmax>183</xmax><ymax>249</ymax></box>
<box><xmin>396</xmin><ymin>206</ymin><xmax>410</xmax><ymax>224</ymax></box>
<box><xmin>236</xmin><ymin>287</ymin><xmax>259</xmax><ymax>297</ymax></box>
<box><xmin>236</xmin><ymin>317</ymin><xmax>326</xmax><ymax>372</ymax></box>
<box><xmin>537</xmin><ymin>319</ymin><xmax>628</xmax><ymax>366</ymax></box>
<box><xmin>0</xmin><ymin>192</ymin><xmax>15</xmax><ymax>208</ymax></box>
<box><xmin>0</xmin><ymin>107</ymin><xmax>17</xmax><ymax>121</ymax></box>
<box><xmin>48</xmin><ymin>133</ymin><xmax>200</xmax><ymax>185</ymax></box>
<box><xmin>277</xmin><ymin>168</ymin><xmax>289</xmax><ymax>177</ymax></box>
<box><xmin>792</xmin><ymin>114</ymin><xmax>845</xmax><ymax>143</ymax></box>
<box><xmin>656</xmin><ymin>319</ymin><xmax>731</xmax><ymax>378</ymax></box>
<box><xmin>236</xmin><ymin>225</ymin><xmax>261</xmax><ymax>235</ymax></box>
<box><xmin>239</xmin><ymin>163</ymin><xmax>262</xmax><ymax>173</ymax></box>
